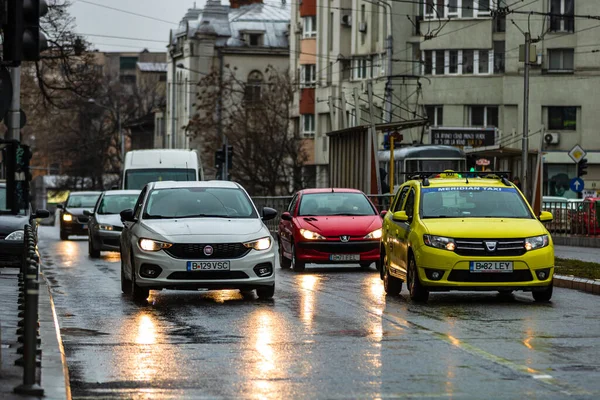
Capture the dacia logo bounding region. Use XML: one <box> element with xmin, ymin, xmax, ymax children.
<box><xmin>484</xmin><ymin>241</ymin><xmax>497</xmax><ymax>252</ymax></box>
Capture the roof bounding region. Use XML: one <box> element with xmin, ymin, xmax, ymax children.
<box><xmin>378</xmin><ymin>145</ymin><xmax>466</xmax><ymax>162</ymax></box>
<box><xmin>103</xmin><ymin>190</ymin><xmax>142</xmax><ymax>196</ymax></box>
<box><xmin>137</xmin><ymin>62</ymin><xmax>168</xmax><ymax>72</ymax></box>
<box><xmin>69</xmin><ymin>191</ymin><xmax>103</xmax><ymax>196</ymax></box>
<box><xmin>300</xmin><ymin>188</ymin><xmax>364</xmax><ymax>194</ymax></box>
<box><xmin>150</xmin><ymin>180</ymin><xmax>240</xmax><ymax>190</ymax></box>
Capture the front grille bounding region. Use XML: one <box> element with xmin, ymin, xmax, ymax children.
<box><xmin>298</xmin><ymin>241</ymin><xmax>379</xmax><ymax>254</ymax></box>
<box><xmin>113</xmin><ymin>226</ymin><xmax>123</xmax><ymax>232</ymax></box>
<box><xmin>102</xmin><ymin>239</ymin><xmax>120</xmax><ymax>247</ymax></box>
<box><xmin>0</xmin><ymin>254</ymin><xmax>21</xmax><ymax>266</ymax></box>
<box><xmin>166</xmin><ymin>271</ymin><xmax>249</xmax><ymax>280</ymax></box>
<box><xmin>77</xmin><ymin>216</ymin><xmax>89</xmax><ymax>224</ymax></box>
<box><xmin>454</xmin><ymin>238</ymin><xmax>526</xmax><ymax>257</ymax></box>
<box><xmin>165</xmin><ymin>243</ymin><xmax>250</xmax><ymax>259</ymax></box>
<box><xmin>448</xmin><ymin>270</ymin><xmax>533</xmax><ymax>282</ymax></box>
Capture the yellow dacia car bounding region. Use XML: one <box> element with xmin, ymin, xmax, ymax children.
<box><xmin>380</xmin><ymin>171</ymin><xmax>555</xmax><ymax>303</ymax></box>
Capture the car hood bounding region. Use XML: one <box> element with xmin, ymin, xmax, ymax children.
<box><xmin>422</xmin><ymin>218</ymin><xmax>547</xmax><ymax>238</ymax></box>
<box><xmin>296</xmin><ymin>215</ymin><xmax>381</xmax><ymax>236</ymax></box>
<box><xmin>96</xmin><ymin>214</ymin><xmax>123</xmax><ymax>228</ymax></box>
<box><xmin>0</xmin><ymin>214</ymin><xmax>29</xmax><ymax>235</ymax></box>
<box><xmin>141</xmin><ymin>218</ymin><xmax>266</xmax><ymax>241</ymax></box>
<box><xmin>65</xmin><ymin>207</ymin><xmax>93</xmax><ymax>217</ymax></box>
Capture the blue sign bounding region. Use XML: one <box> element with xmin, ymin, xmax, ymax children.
<box><xmin>570</xmin><ymin>177</ymin><xmax>584</xmax><ymax>193</ymax></box>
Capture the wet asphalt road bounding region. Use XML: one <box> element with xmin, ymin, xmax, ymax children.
<box><xmin>38</xmin><ymin>226</ymin><xmax>600</xmax><ymax>400</ymax></box>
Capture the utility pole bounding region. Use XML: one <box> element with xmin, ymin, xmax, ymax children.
<box><xmin>521</xmin><ymin>32</ymin><xmax>531</xmax><ymax>202</ymax></box>
<box><xmin>217</xmin><ymin>49</ymin><xmax>227</xmax><ymax>180</ymax></box>
<box><xmin>367</xmin><ymin>81</ymin><xmax>382</xmax><ymax>195</ymax></box>
<box><xmin>170</xmin><ymin>52</ymin><xmax>177</xmax><ymax>149</ymax></box>
<box><xmin>7</xmin><ymin>67</ymin><xmax>21</xmax><ymax>141</ymax></box>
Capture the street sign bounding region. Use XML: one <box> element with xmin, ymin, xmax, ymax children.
<box><xmin>570</xmin><ymin>177</ymin><xmax>584</xmax><ymax>193</ymax></box>
<box><xmin>568</xmin><ymin>144</ymin><xmax>587</xmax><ymax>164</ymax></box>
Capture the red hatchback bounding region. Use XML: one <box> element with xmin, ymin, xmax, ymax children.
<box><xmin>278</xmin><ymin>189</ymin><xmax>383</xmax><ymax>272</ymax></box>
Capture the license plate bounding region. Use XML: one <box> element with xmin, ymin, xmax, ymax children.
<box><xmin>469</xmin><ymin>261</ymin><xmax>513</xmax><ymax>273</ymax></box>
<box><xmin>330</xmin><ymin>254</ymin><xmax>360</xmax><ymax>261</ymax></box>
<box><xmin>186</xmin><ymin>261</ymin><xmax>230</xmax><ymax>271</ymax></box>
<box><xmin>82</xmin><ymin>225</ymin><xmax>88</xmax><ymax>229</ymax></box>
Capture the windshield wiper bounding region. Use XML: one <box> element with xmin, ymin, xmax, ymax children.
<box><xmin>175</xmin><ymin>214</ymin><xmax>232</xmax><ymax>219</ymax></box>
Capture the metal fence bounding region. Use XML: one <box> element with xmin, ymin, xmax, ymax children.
<box><xmin>542</xmin><ymin>201</ymin><xmax>600</xmax><ymax>236</ymax></box>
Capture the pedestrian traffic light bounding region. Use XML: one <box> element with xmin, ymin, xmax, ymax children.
<box><xmin>577</xmin><ymin>158</ymin><xmax>588</xmax><ymax>177</ymax></box>
<box><xmin>1</xmin><ymin>0</ymin><xmax>49</xmax><ymax>63</ymax></box>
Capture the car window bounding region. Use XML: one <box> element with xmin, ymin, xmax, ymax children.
<box><xmin>403</xmin><ymin>189</ymin><xmax>416</xmax><ymax>219</ymax></box>
<box><xmin>133</xmin><ymin>188</ymin><xmax>148</xmax><ymax>220</ymax></box>
<box><xmin>297</xmin><ymin>193</ymin><xmax>376</xmax><ymax>216</ymax></box>
<box><xmin>287</xmin><ymin>194</ymin><xmax>299</xmax><ymax>214</ymax></box>
<box><xmin>66</xmin><ymin>194</ymin><xmax>100</xmax><ymax>208</ymax></box>
<box><xmin>392</xmin><ymin>187</ymin><xmax>410</xmax><ymax>212</ymax></box>
<box><xmin>98</xmin><ymin>194</ymin><xmax>140</xmax><ymax>215</ymax></box>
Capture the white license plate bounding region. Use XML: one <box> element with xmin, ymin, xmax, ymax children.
<box><xmin>82</xmin><ymin>225</ymin><xmax>88</xmax><ymax>229</ymax></box>
<box><xmin>330</xmin><ymin>254</ymin><xmax>360</xmax><ymax>261</ymax></box>
<box><xmin>469</xmin><ymin>261</ymin><xmax>513</xmax><ymax>273</ymax></box>
<box><xmin>186</xmin><ymin>261</ymin><xmax>230</xmax><ymax>271</ymax></box>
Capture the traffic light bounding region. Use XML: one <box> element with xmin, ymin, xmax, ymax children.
<box><xmin>1</xmin><ymin>0</ymin><xmax>49</xmax><ymax>63</ymax></box>
<box><xmin>226</xmin><ymin>145</ymin><xmax>233</xmax><ymax>169</ymax></box>
<box><xmin>215</xmin><ymin>148</ymin><xmax>224</xmax><ymax>168</ymax></box>
<box><xmin>577</xmin><ymin>158</ymin><xmax>588</xmax><ymax>178</ymax></box>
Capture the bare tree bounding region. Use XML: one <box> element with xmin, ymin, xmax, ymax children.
<box><xmin>187</xmin><ymin>65</ymin><xmax>308</xmax><ymax>196</ymax></box>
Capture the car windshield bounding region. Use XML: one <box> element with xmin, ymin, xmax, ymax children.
<box><xmin>143</xmin><ymin>187</ymin><xmax>258</xmax><ymax>219</ymax></box>
<box><xmin>298</xmin><ymin>193</ymin><xmax>376</xmax><ymax>216</ymax></box>
<box><xmin>125</xmin><ymin>169</ymin><xmax>196</xmax><ymax>190</ymax></box>
<box><xmin>97</xmin><ymin>194</ymin><xmax>139</xmax><ymax>215</ymax></box>
<box><xmin>421</xmin><ymin>186</ymin><xmax>533</xmax><ymax>219</ymax></box>
<box><xmin>66</xmin><ymin>194</ymin><xmax>100</xmax><ymax>208</ymax></box>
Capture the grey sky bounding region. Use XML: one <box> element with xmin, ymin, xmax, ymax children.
<box><xmin>69</xmin><ymin>0</ymin><xmax>208</xmax><ymax>53</ymax></box>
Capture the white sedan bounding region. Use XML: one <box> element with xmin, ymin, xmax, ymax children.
<box><xmin>119</xmin><ymin>180</ymin><xmax>277</xmax><ymax>302</ymax></box>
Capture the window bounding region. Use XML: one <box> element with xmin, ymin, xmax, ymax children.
<box><xmin>403</xmin><ymin>189</ymin><xmax>416</xmax><ymax>219</ymax></box>
<box><xmin>301</xmin><ymin>64</ymin><xmax>316</xmax><ymax>87</ymax></box>
<box><xmin>159</xmin><ymin>74</ymin><xmax>167</xmax><ymax>82</ymax></box>
<box><xmin>352</xmin><ymin>57</ymin><xmax>369</xmax><ymax>79</ymax></box>
<box><xmin>302</xmin><ymin>114</ymin><xmax>315</xmax><ymax>137</ymax></box>
<box><xmin>463</xmin><ymin>50</ymin><xmax>474</xmax><ymax>74</ymax></box>
<box><xmin>424</xmin><ymin>0</ymin><xmax>493</xmax><ymax>19</ymax></box>
<box><xmin>435</xmin><ymin>51</ymin><xmax>444</xmax><ymax>75</ymax></box>
<box><xmin>245</xmin><ymin>71</ymin><xmax>263</xmax><ymax>103</ymax></box>
<box><xmin>550</xmin><ymin>0</ymin><xmax>574</xmax><ymax>32</ymax></box>
<box><xmin>478</xmin><ymin>50</ymin><xmax>490</xmax><ymax>74</ymax></box>
<box><xmin>462</xmin><ymin>0</ymin><xmax>474</xmax><ymax>17</ymax></box>
<box><xmin>448</xmin><ymin>50</ymin><xmax>459</xmax><ymax>74</ymax></box>
<box><xmin>548</xmin><ymin>48</ymin><xmax>574</xmax><ymax>71</ymax></box>
<box><xmin>470</xmin><ymin>106</ymin><xmax>498</xmax><ymax>127</ymax></box>
<box><xmin>119</xmin><ymin>57</ymin><xmax>138</xmax><ymax>70</ymax></box>
<box><xmin>548</xmin><ymin>106</ymin><xmax>577</xmax><ymax>130</ymax></box>
<box><xmin>248</xmin><ymin>33</ymin><xmax>263</xmax><ymax>46</ymax></box>
<box><xmin>392</xmin><ymin>186</ymin><xmax>410</xmax><ymax>212</ymax></box>
<box><xmin>426</xmin><ymin>105</ymin><xmax>443</xmax><ymax>126</ymax></box>
<box><xmin>424</xmin><ymin>51</ymin><xmax>433</xmax><ymax>75</ymax></box>
<box><xmin>423</xmin><ymin>49</ymin><xmax>493</xmax><ymax>75</ymax></box>
<box><xmin>303</xmin><ymin>16</ymin><xmax>317</xmax><ymax>38</ymax></box>
<box><xmin>493</xmin><ymin>41</ymin><xmax>505</xmax><ymax>73</ymax></box>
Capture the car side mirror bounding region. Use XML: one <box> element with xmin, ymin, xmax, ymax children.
<box><xmin>83</xmin><ymin>210</ymin><xmax>93</xmax><ymax>217</ymax></box>
<box><xmin>120</xmin><ymin>209</ymin><xmax>136</xmax><ymax>223</ymax></box>
<box><xmin>262</xmin><ymin>207</ymin><xmax>278</xmax><ymax>221</ymax></box>
<box><xmin>392</xmin><ymin>211</ymin><xmax>409</xmax><ymax>222</ymax></box>
<box><xmin>538</xmin><ymin>211</ymin><xmax>553</xmax><ymax>223</ymax></box>
<box><xmin>56</xmin><ymin>204</ymin><xmax>64</xmax><ymax>210</ymax></box>
<box><xmin>380</xmin><ymin>210</ymin><xmax>388</xmax><ymax>218</ymax></box>
<box><xmin>33</xmin><ymin>209</ymin><xmax>50</xmax><ymax>219</ymax></box>
<box><xmin>280</xmin><ymin>211</ymin><xmax>293</xmax><ymax>221</ymax></box>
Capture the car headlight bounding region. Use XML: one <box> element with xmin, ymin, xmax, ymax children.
<box><xmin>364</xmin><ymin>228</ymin><xmax>382</xmax><ymax>240</ymax></box>
<box><xmin>244</xmin><ymin>237</ymin><xmax>272</xmax><ymax>251</ymax></box>
<box><xmin>63</xmin><ymin>214</ymin><xmax>73</xmax><ymax>222</ymax></box>
<box><xmin>97</xmin><ymin>224</ymin><xmax>113</xmax><ymax>231</ymax></box>
<box><xmin>525</xmin><ymin>235</ymin><xmax>549</xmax><ymax>251</ymax></box>
<box><xmin>423</xmin><ymin>234</ymin><xmax>456</xmax><ymax>251</ymax></box>
<box><xmin>5</xmin><ymin>230</ymin><xmax>24</xmax><ymax>241</ymax></box>
<box><xmin>300</xmin><ymin>229</ymin><xmax>325</xmax><ymax>240</ymax></box>
<box><xmin>139</xmin><ymin>238</ymin><xmax>173</xmax><ymax>252</ymax></box>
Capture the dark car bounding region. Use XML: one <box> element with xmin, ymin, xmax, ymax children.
<box><xmin>58</xmin><ymin>191</ymin><xmax>102</xmax><ymax>240</ymax></box>
<box><xmin>1</xmin><ymin>182</ymin><xmax>49</xmax><ymax>267</ymax></box>
<box><xmin>86</xmin><ymin>190</ymin><xmax>140</xmax><ymax>257</ymax></box>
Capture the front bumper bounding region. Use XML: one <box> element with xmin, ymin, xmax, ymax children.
<box><xmin>61</xmin><ymin>219</ymin><xmax>89</xmax><ymax>236</ymax></box>
<box><xmin>132</xmin><ymin>243</ymin><xmax>276</xmax><ymax>290</ymax></box>
<box><xmin>0</xmin><ymin>241</ymin><xmax>24</xmax><ymax>267</ymax></box>
<box><xmin>90</xmin><ymin>229</ymin><xmax>122</xmax><ymax>251</ymax></box>
<box><xmin>296</xmin><ymin>240</ymin><xmax>380</xmax><ymax>263</ymax></box>
<box><xmin>412</xmin><ymin>244</ymin><xmax>554</xmax><ymax>291</ymax></box>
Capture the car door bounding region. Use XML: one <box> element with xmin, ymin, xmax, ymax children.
<box><xmin>121</xmin><ymin>187</ymin><xmax>148</xmax><ymax>276</ymax></box>
<box><xmin>385</xmin><ymin>185</ymin><xmax>410</xmax><ymax>271</ymax></box>
<box><xmin>279</xmin><ymin>193</ymin><xmax>299</xmax><ymax>257</ymax></box>
<box><xmin>395</xmin><ymin>186</ymin><xmax>417</xmax><ymax>278</ymax></box>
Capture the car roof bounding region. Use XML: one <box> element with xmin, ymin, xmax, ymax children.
<box><xmin>150</xmin><ymin>180</ymin><xmax>240</xmax><ymax>190</ymax></box>
<box><xmin>103</xmin><ymin>190</ymin><xmax>141</xmax><ymax>196</ymax></box>
<box><xmin>300</xmin><ymin>188</ymin><xmax>364</xmax><ymax>194</ymax></box>
<box><xmin>416</xmin><ymin>178</ymin><xmax>511</xmax><ymax>188</ymax></box>
<box><xmin>69</xmin><ymin>191</ymin><xmax>102</xmax><ymax>196</ymax></box>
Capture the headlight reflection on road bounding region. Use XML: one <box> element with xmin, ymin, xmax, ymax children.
<box><xmin>249</xmin><ymin>310</ymin><xmax>281</xmax><ymax>399</ymax></box>
<box><xmin>59</xmin><ymin>240</ymin><xmax>79</xmax><ymax>262</ymax></box>
<box><xmin>299</xmin><ymin>275</ymin><xmax>319</xmax><ymax>329</ymax></box>
<box><xmin>127</xmin><ymin>313</ymin><xmax>159</xmax><ymax>383</ymax></box>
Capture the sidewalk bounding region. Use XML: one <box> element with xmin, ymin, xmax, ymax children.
<box><xmin>0</xmin><ymin>268</ymin><xmax>70</xmax><ymax>400</ymax></box>
<box><xmin>554</xmin><ymin>245</ymin><xmax>600</xmax><ymax>263</ymax></box>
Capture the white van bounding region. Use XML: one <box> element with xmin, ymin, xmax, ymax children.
<box><xmin>122</xmin><ymin>149</ymin><xmax>204</xmax><ymax>190</ymax></box>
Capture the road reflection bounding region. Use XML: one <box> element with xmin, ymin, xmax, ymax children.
<box><xmin>248</xmin><ymin>309</ymin><xmax>280</xmax><ymax>400</ymax></box>
<box><xmin>299</xmin><ymin>275</ymin><xmax>319</xmax><ymax>330</ymax></box>
<box><xmin>58</xmin><ymin>240</ymin><xmax>79</xmax><ymax>266</ymax></box>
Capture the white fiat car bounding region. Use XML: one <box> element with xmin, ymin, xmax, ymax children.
<box><xmin>119</xmin><ymin>180</ymin><xmax>277</xmax><ymax>302</ymax></box>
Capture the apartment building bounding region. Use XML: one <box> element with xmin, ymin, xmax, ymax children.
<box><xmin>291</xmin><ymin>0</ymin><xmax>600</xmax><ymax>198</ymax></box>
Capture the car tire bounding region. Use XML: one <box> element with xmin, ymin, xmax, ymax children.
<box><xmin>60</xmin><ymin>231</ymin><xmax>68</xmax><ymax>241</ymax></box>
<box><xmin>291</xmin><ymin>243</ymin><xmax>305</xmax><ymax>272</ymax></box>
<box><xmin>121</xmin><ymin>256</ymin><xmax>131</xmax><ymax>294</ymax></box>
<box><xmin>407</xmin><ymin>256</ymin><xmax>429</xmax><ymax>302</ymax></box>
<box><xmin>256</xmin><ymin>284</ymin><xmax>275</xmax><ymax>299</ymax></box>
<box><xmin>532</xmin><ymin>283</ymin><xmax>553</xmax><ymax>303</ymax></box>
<box><xmin>360</xmin><ymin>262</ymin><xmax>372</xmax><ymax>270</ymax></box>
<box><xmin>278</xmin><ymin>238</ymin><xmax>291</xmax><ymax>269</ymax></box>
<box><xmin>383</xmin><ymin>255</ymin><xmax>402</xmax><ymax>295</ymax></box>
<box><xmin>379</xmin><ymin>249</ymin><xmax>386</xmax><ymax>280</ymax></box>
<box><xmin>130</xmin><ymin>254</ymin><xmax>150</xmax><ymax>303</ymax></box>
<box><xmin>89</xmin><ymin>238</ymin><xmax>101</xmax><ymax>258</ymax></box>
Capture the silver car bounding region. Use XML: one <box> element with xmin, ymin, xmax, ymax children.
<box><xmin>85</xmin><ymin>190</ymin><xmax>141</xmax><ymax>257</ymax></box>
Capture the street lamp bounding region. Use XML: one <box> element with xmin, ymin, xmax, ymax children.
<box><xmin>88</xmin><ymin>98</ymin><xmax>123</xmax><ymax>172</ymax></box>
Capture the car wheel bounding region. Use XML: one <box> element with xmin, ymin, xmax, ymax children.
<box><xmin>130</xmin><ymin>253</ymin><xmax>150</xmax><ymax>303</ymax></box>
<box><xmin>407</xmin><ymin>256</ymin><xmax>429</xmax><ymax>302</ymax></box>
<box><xmin>532</xmin><ymin>283</ymin><xmax>553</xmax><ymax>303</ymax></box>
<box><xmin>383</xmin><ymin>255</ymin><xmax>402</xmax><ymax>295</ymax></box>
<box><xmin>89</xmin><ymin>237</ymin><xmax>101</xmax><ymax>258</ymax></box>
<box><xmin>291</xmin><ymin>243</ymin><xmax>305</xmax><ymax>272</ymax></box>
<box><xmin>360</xmin><ymin>262</ymin><xmax>372</xmax><ymax>270</ymax></box>
<box><xmin>121</xmin><ymin>256</ymin><xmax>131</xmax><ymax>294</ymax></box>
<box><xmin>256</xmin><ymin>284</ymin><xmax>275</xmax><ymax>300</ymax></box>
<box><xmin>60</xmin><ymin>230</ymin><xmax>68</xmax><ymax>241</ymax></box>
<box><xmin>278</xmin><ymin>238</ymin><xmax>291</xmax><ymax>269</ymax></box>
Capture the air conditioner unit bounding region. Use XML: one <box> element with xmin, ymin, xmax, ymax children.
<box><xmin>544</xmin><ymin>132</ymin><xmax>560</xmax><ymax>144</ymax></box>
<box><xmin>358</xmin><ymin>22</ymin><xmax>367</xmax><ymax>33</ymax></box>
<box><xmin>341</xmin><ymin>14</ymin><xmax>352</xmax><ymax>27</ymax></box>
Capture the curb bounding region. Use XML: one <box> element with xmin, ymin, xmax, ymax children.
<box><xmin>554</xmin><ymin>274</ymin><xmax>600</xmax><ymax>295</ymax></box>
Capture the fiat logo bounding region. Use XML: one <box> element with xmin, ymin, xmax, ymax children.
<box><xmin>203</xmin><ymin>245</ymin><xmax>214</xmax><ymax>256</ymax></box>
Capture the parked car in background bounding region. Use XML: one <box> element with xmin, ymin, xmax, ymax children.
<box><xmin>278</xmin><ymin>188</ymin><xmax>383</xmax><ymax>272</ymax></box>
<box><xmin>58</xmin><ymin>191</ymin><xmax>102</xmax><ymax>240</ymax></box>
<box><xmin>1</xmin><ymin>181</ymin><xmax>49</xmax><ymax>267</ymax></box>
<box><xmin>85</xmin><ymin>190</ymin><xmax>141</xmax><ymax>258</ymax></box>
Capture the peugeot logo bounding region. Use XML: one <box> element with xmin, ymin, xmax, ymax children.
<box><xmin>484</xmin><ymin>241</ymin><xmax>497</xmax><ymax>252</ymax></box>
<box><xmin>203</xmin><ymin>245</ymin><xmax>214</xmax><ymax>256</ymax></box>
<box><xmin>340</xmin><ymin>236</ymin><xmax>350</xmax><ymax>242</ymax></box>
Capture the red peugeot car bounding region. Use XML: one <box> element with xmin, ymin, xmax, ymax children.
<box><xmin>277</xmin><ymin>188</ymin><xmax>383</xmax><ymax>272</ymax></box>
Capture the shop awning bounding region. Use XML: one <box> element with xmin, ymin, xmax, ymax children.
<box><xmin>463</xmin><ymin>145</ymin><xmax>540</xmax><ymax>158</ymax></box>
<box><xmin>326</xmin><ymin>119</ymin><xmax>429</xmax><ymax>137</ymax></box>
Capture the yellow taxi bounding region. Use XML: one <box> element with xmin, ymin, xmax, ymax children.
<box><xmin>380</xmin><ymin>171</ymin><xmax>555</xmax><ymax>302</ymax></box>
